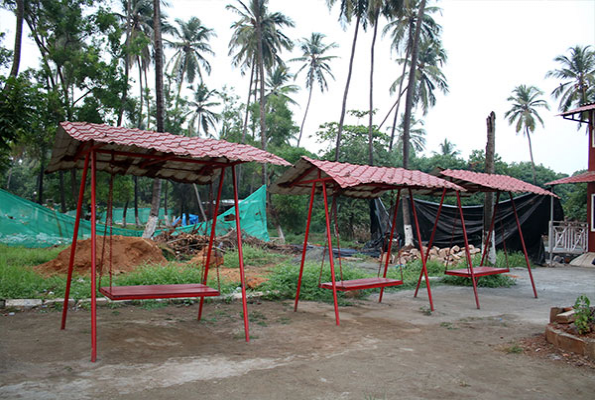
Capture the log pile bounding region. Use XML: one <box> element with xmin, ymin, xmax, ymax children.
<box><xmin>381</xmin><ymin>244</ymin><xmax>482</xmax><ymax>265</ymax></box>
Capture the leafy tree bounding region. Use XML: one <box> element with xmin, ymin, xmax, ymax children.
<box><xmin>434</xmin><ymin>138</ymin><xmax>460</xmax><ymax>157</ymax></box>
<box><xmin>391</xmin><ymin>114</ymin><xmax>426</xmax><ymax>154</ymax></box>
<box><xmin>504</xmin><ymin>84</ymin><xmax>550</xmax><ymax>184</ymax></box>
<box><xmin>291</xmin><ymin>32</ymin><xmax>338</xmax><ymax>147</ymax></box>
<box><xmin>546</xmin><ymin>45</ymin><xmax>595</xmax><ymax>112</ymax></box>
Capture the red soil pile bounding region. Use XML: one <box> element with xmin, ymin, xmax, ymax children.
<box><xmin>35</xmin><ymin>236</ymin><xmax>167</xmax><ymax>276</ymax></box>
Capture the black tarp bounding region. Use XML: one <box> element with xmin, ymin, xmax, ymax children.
<box><xmin>367</xmin><ymin>193</ymin><xmax>563</xmax><ymax>264</ymax></box>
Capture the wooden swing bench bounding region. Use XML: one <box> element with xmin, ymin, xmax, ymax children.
<box><xmin>98</xmin><ymin>284</ymin><xmax>220</xmax><ymax>301</ymax></box>
<box><xmin>444</xmin><ymin>266</ymin><xmax>509</xmax><ymax>278</ymax></box>
<box><xmin>319</xmin><ymin>277</ymin><xmax>403</xmax><ymax>291</ymax></box>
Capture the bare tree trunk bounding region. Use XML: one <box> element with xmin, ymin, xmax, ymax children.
<box><xmin>335</xmin><ymin>15</ymin><xmax>361</xmax><ymax>162</ymax></box>
<box><xmin>255</xmin><ymin>10</ymin><xmax>268</xmax><ymax>187</ymax></box>
<box><xmin>484</xmin><ymin>111</ymin><xmax>496</xmax><ymax>264</ymax></box>
<box><xmin>298</xmin><ymin>85</ymin><xmax>313</xmax><ymax>148</ymax></box>
<box><xmin>59</xmin><ymin>171</ymin><xmax>66</xmax><ymax>213</ymax></box>
<box><xmin>9</xmin><ymin>0</ymin><xmax>24</xmax><ymax>78</ymax></box>
<box><xmin>143</xmin><ymin>0</ymin><xmax>165</xmax><ymax>238</ymax></box>
<box><xmin>134</xmin><ymin>176</ymin><xmax>140</xmax><ymax>227</ymax></box>
<box><xmin>117</xmin><ymin>0</ymin><xmax>132</xmax><ymax>126</ymax></box>
<box><xmin>241</xmin><ymin>62</ymin><xmax>255</xmax><ymax>144</ymax></box>
<box><xmin>401</xmin><ymin>0</ymin><xmax>426</xmax><ymax>246</ymax></box>
<box><xmin>193</xmin><ymin>183</ymin><xmax>207</xmax><ymax>222</ymax></box>
<box><xmin>122</xmin><ymin>198</ymin><xmax>129</xmax><ymax>228</ymax></box>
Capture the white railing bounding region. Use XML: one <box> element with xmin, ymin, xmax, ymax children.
<box><xmin>548</xmin><ymin>221</ymin><xmax>588</xmax><ymax>255</ymax></box>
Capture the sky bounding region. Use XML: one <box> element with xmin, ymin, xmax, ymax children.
<box><xmin>1</xmin><ymin>0</ymin><xmax>594</xmax><ymax>175</ymax></box>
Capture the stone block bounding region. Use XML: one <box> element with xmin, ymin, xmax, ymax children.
<box><xmin>5</xmin><ymin>299</ymin><xmax>42</xmax><ymax>308</ymax></box>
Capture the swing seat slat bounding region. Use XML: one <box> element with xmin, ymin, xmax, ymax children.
<box><xmin>444</xmin><ymin>266</ymin><xmax>509</xmax><ymax>278</ymax></box>
<box><xmin>99</xmin><ymin>284</ymin><xmax>220</xmax><ymax>301</ymax></box>
<box><xmin>319</xmin><ymin>277</ymin><xmax>403</xmax><ymax>291</ymax></box>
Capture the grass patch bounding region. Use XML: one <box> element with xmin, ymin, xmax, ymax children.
<box><xmin>222</xmin><ymin>245</ymin><xmax>287</xmax><ymax>268</ymax></box>
<box><xmin>441</xmin><ymin>252</ymin><xmax>519</xmax><ymax>288</ymax></box>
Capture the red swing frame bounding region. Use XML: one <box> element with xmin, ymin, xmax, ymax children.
<box><xmin>271</xmin><ymin>157</ymin><xmax>465</xmax><ymax>324</ymax></box>
<box><xmin>413</xmin><ymin>169</ymin><xmax>556</xmax><ymax>309</ymax></box>
<box><xmin>48</xmin><ymin>122</ymin><xmax>289</xmax><ymax>362</ymax></box>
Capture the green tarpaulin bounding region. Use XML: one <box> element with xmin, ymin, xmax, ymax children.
<box><xmin>0</xmin><ymin>186</ymin><xmax>269</xmax><ymax>247</ymax></box>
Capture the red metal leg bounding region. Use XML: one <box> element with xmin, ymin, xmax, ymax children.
<box><xmin>414</xmin><ymin>188</ymin><xmax>446</xmax><ymax>298</ymax></box>
<box><xmin>379</xmin><ymin>189</ymin><xmax>401</xmax><ymax>303</ymax></box>
<box><xmin>90</xmin><ymin>150</ymin><xmax>98</xmax><ymax>362</ymax></box>
<box><xmin>232</xmin><ymin>166</ymin><xmax>250</xmax><ymax>341</ymax></box>
<box><xmin>322</xmin><ymin>182</ymin><xmax>340</xmax><ymax>325</ymax></box>
<box><xmin>409</xmin><ymin>189</ymin><xmax>434</xmax><ymax>311</ymax></box>
<box><xmin>479</xmin><ymin>192</ymin><xmax>501</xmax><ymax>267</ymax></box>
<box><xmin>457</xmin><ymin>191</ymin><xmax>480</xmax><ymax>309</ymax></box>
<box><xmin>509</xmin><ymin>192</ymin><xmax>538</xmax><ymax>298</ymax></box>
<box><xmin>198</xmin><ymin>168</ymin><xmax>225</xmax><ymax>320</ymax></box>
<box><xmin>295</xmin><ymin>183</ymin><xmax>316</xmax><ymax>312</ymax></box>
<box><xmin>61</xmin><ymin>153</ymin><xmax>90</xmax><ymax>330</ymax></box>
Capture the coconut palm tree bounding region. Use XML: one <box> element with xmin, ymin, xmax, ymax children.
<box><xmin>545</xmin><ymin>45</ymin><xmax>595</xmax><ymax>112</ymax></box>
<box><xmin>265</xmin><ymin>65</ymin><xmax>299</xmax><ymax>105</ymax></box>
<box><xmin>391</xmin><ymin>114</ymin><xmax>426</xmax><ymax>154</ymax></box>
<box><xmin>326</xmin><ymin>0</ymin><xmax>369</xmax><ymax>162</ymax></box>
<box><xmin>166</xmin><ymin>17</ymin><xmax>215</xmax><ymax>112</ymax></box>
<box><xmin>382</xmin><ymin>0</ymin><xmax>441</xmax><ymax>151</ymax></box>
<box><xmin>433</xmin><ymin>138</ymin><xmax>459</xmax><ymax>157</ymax></box>
<box><xmin>227</xmin><ymin>0</ymin><xmax>293</xmax><ymax>185</ymax></box>
<box><xmin>142</xmin><ymin>0</ymin><xmax>165</xmax><ymax>238</ymax></box>
<box><xmin>186</xmin><ymin>84</ymin><xmax>221</xmax><ymax>138</ymax></box>
<box><xmin>291</xmin><ymin>32</ymin><xmax>338</xmax><ymax>147</ymax></box>
<box><xmin>504</xmin><ymin>84</ymin><xmax>550</xmax><ymax>184</ymax></box>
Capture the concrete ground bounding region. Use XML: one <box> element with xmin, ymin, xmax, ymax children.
<box><xmin>1</xmin><ymin>266</ymin><xmax>594</xmax><ymax>400</ymax></box>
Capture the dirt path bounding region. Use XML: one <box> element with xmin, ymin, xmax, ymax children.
<box><xmin>1</xmin><ymin>267</ymin><xmax>594</xmax><ymax>399</ymax></box>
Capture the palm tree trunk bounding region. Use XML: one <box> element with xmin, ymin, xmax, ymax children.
<box><xmin>368</xmin><ymin>13</ymin><xmax>379</xmax><ymax>167</ymax></box>
<box><xmin>9</xmin><ymin>0</ymin><xmax>24</xmax><ymax>78</ymax></box>
<box><xmin>144</xmin><ymin>66</ymin><xmax>151</xmax><ymax>129</ymax></box>
<box><xmin>335</xmin><ymin>15</ymin><xmax>361</xmax><ymax>162</ymax></box>
<box><xmin>59</xmin><ymin>171</ymin><xmax>66</xmax><ymax>213</ymax></box>
<box><xmin>138</xmin><ymin>60</ymin><xmax>144</xmax><ymax>128</ymax></box>
<box><xmin>193</xmin><ymin>183</ymin><xmax>207</xmax><ymax>222</ymax></box>
<box><xmin>143</xmin><ymin>0</ymin><xmax>165</xmax><ymax>238</ymax></box>
<box><xmin>386</xmin><ymin>49</ymin><xmax>411</xmax><ymax>151</ymax></box>
<box><xmin>256</xmin><ymin>12</ymin><xmax>267</xmax><ymax>187</ymax></box>
<box><xmin>401</xmin><ymin>0</ymin><xmax>426</xmax><ymax>246</ymax></box>
<box><xmin>298</xmin><ymin>85</ymin><xmax>314</xmax><ymax>147</ymax></box>
<box><xmin>526</xmin><ymin>127</ymin><xmax>537</xmax><ymax>184</ymax></box>
<box><xmin>241</xmin><ymin>62</ymin><xmax>255</xmax><ymax>144</ymax></box>
<box><xmin>117</xmin><ymin>0</ymin><xmax>132</xmax><ymax>126</ymax></box>
<box><xmin>484</xmin><ymin>111</ymin><xmax>496</xmax><ymax>264</ymax></box>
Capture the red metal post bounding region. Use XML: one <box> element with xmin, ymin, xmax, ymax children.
<box><xmin>378</xmin><ymin>189</ymin><xmax>401</xmax><ymax>303</ymax></box>
<box><xmin>232</xmin><ymin>165</ymin><xmax>250</xmax><ymax>341</ymax></box>
<box><xmin>509</xmin><ymin>192</ymin><xmax>538</xmax><ymax>298</ymax></box>
<box><xmin>414</xmin><ymin>188</ymin><xmax>446</xmax><ymax>298</ymax></box>
<box><xmin>322</xmin><ymin>182</ymin><xmax>340</xmax><ymax>325</ymax></box>
<box><xmin>90</xmin><ymin>150</ymin><xmax>98</xmax><ymax>362</ymax></box>
<box><xmin>294</xmin><ymin>182</ymin><xmax>317</xmax><ymax>312</ymax></box>
<box><xmin>198</xmin><ymin>168</ymin><xmax>226</xmax><ymax>320</ymax></box>
<box><xmin>479</xmin><ymin>191</ymin><xmax>501</xmax><ymax>267</ymax></box>
<box><xmin>589</xmin><ymin>109</ymin><xmax>595</xmax><ymax>252</ymax></box>
<box><xmin>409</xmin><ymin>189</ymin><xmax>434</xmax><ymax>311</ymax></box>
<box><xmin>456</xmin><ymin>191</ymin><xmax>480</xmax><ymax>309</ymax></box>
<box><xmin>61</xmin><ymin>152</ymin><xmax>90</xmax><ymax>329</ymax></box>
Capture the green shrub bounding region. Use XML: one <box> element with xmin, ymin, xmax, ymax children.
<box><xmin>574</xmin><ymin>295</ymin><xmax>593</xmax><ymax>335</ymax></box>
<box><xmin>441</xmin><ymin>273</ymin><xmax>516</xmax><ymax>288</ymax></box>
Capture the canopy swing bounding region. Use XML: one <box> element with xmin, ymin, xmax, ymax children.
<box><xmin>270</xmin><ymin>157</ymin><xmax>465</xmax><ymax>324</ymax></box>
<box><xmin>47</xmin><ymin>122</ymin><xmax>289</xmax><ymax>362</ymax></box>
<box><xmin>413</xmin><ymin>169</ymin><xmax>556</xmax><ymax>309</ymax></box>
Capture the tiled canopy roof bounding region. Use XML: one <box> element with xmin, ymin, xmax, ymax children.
<box><xmin>46</xmin><ymin>122</ymin><xmax>290</xmax><ymax>184</ymax></box>
<box><xmin>546</xmin><ymin>171</ymin><xmax>595</xmax><ymax>185</ymax></box>
<box><xmin>439</xmin><ymin>169</ymin><xmax>556</xmax><ymax>196</ymax></box>
<box><xmin>270</xmin><ymin>157</ymin><xmax>465</xmax><ymax>198</ymax></box>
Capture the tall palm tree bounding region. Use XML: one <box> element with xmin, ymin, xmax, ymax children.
<box><xmin>291</xmin><ymin>32</ymin><xmax>338</xmax><ymax>147</ymax></box>
<box><xmin>327</xmin><ymin>0</ymin><xmax>368</xmax><ymax>162</ymax></box>
<box><xmin>383</xmin><ymin>0</ymin><xmax>441</xmax><ymax>151</ymax></box>
<box><xmin>143</xmin><ymin>0</ymin><xmax>165</xmax><ymax>238</ymax></box>
<box><xmin>227</xmin><ymin>0</ymin><xmax>294</xmax><ymax>185</ymax></box>
<box><xmin>545</xmin><ymin>45</ymin><xmax>595</xmax><ymax>112</ymax></box>
<box><xmin>391</xmin><ymin>114</ymin><xmax>426</xmax><ymax>154</ymax></box>
<box><xmin>433</xmin><ymin>138</ymin><xmax>459</xmax><ymax>157</ymax></box>
<box><xmin>504</xmin><ymin>84</ymin><xmax>550</xmax><ymax>184</ymax></box>
<box><xmin>8</xmin><ymin>0</ymin><xmax>24</xmax><ymax>78</ymax></box>
<box><xmin>186</xmin><ymin>83</ymin><xmax>221</xmax><ymax>138</ymax></box>
<box><xmin>166</xmin><ymin>17</ymin><xmax>215</xmax><ymax>112</ymax></box>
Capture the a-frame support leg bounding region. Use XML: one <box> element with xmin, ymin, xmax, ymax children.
<box><xmin>456</xmin><ymin>191</ymin><xmax>480</xmax><ymax>309</ymax></box>
<box><xmin>409</xmin><ymin>189</ymin><xmax>434</xmax><ymax>311</ymax></box>
<box><xmin>61</xmin><ymin>152</ymin><xmax>90</xmax><ymax>330</ymax></box>
<box><xmin>509</xmin><ymin>192</ymin><xmax>538</xmax><ymax>298</ymax></box>
<box><xmin>322</xmin><ymin>182</ymin><xmax>340</xmax><ymax>325</ymax></box>
<box><xmin>198</xmin><ymin>168</ymin><xmax>226</xmax><ymax>321</ymax></box>
<box><xmin>232</xmin><ymin>165</ymin><xmax>250</xmax><ymax>341</ymax></box>
<box><xmin>294</xmin><ymin>182</ymin><xmax>317</xmax><ymax>312</ymax></box>
<box><xmin>90</xmin><ymin>150</ymin><xmax>98</xmax><ymax>362</ymax></box>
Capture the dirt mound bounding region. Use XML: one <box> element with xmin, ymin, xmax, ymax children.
<box><xmin>35</xmin><ymin>236</ymin><xmax>167</xmax><ymax>276</ymax></box>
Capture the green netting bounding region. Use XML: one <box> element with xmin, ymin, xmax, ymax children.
<box><xmin>66</xmin><ymin>206</ymin><xmax>169</xmax><ymax>225</ymax></box>
<box><xmin>0</xmin><ymin>185</ymin><xmax>269</xmax><ymax>247</ymax></box>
